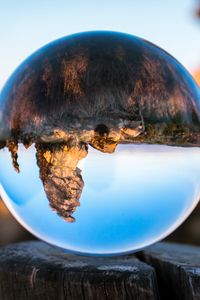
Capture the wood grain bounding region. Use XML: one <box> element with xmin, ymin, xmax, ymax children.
<box><xmin>139</xmin><ymin>242</ymin><xmax>200</xmax><ymax>300</ymax></box>
<box><xmin>0</xmin><ymin>241</ymin><xmax>158</xmax><ymax>300</ymax></box>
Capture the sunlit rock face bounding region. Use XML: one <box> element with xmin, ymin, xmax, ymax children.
<box><xmin>35</xmin><ymin>142</ymin><xmax>88</xmax><ymax>222</ymax></box>
<box><xmin>0</xmin><ymin>31</ymin><xmax>200</xmax><ymax>224</ymax></box>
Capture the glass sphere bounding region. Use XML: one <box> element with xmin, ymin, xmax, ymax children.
<box><xmin>0</xmin><ymin>31</ymin><xmax>200</xmax><ymax>255</ymax></box>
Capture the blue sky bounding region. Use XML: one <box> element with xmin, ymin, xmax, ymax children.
<box><xmin>0</xmin><ymin>0</ymin><xmax>200</xmax><ymax>89</ymax></box>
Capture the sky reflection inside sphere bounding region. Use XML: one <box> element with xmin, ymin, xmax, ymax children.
<box><xmin>0</xmin><ymin>144</ymin><xmax>199</xmax><ymax>255</ymax></box>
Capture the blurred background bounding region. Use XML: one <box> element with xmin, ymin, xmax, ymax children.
<box><xmin>0</xmin><ymin>0</ymin><xmax>200</xmax><ymax>247</ymax></box>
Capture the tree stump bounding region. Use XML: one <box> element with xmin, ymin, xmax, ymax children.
<box><xmin>139</xmin><ymin>242</ymin><xmax>200</xmax><ymax>300</ymax></box>
<box><xmin>0</xmin><ymin>241</ymin><xmax>158</xmax><ymax>300</ymax></box>
<box><xmin>1</xmin><ymin>241</ymin><xmax>200</xmax><ymax>299</ymax></box>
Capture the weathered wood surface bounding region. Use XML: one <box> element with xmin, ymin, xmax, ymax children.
<box><xmin>0</xmin><ymin>241</ymin><xmax>158</xmax><ymax>300</ymax></box>
<box><xmin>1</xmin><ymin>241</ymin><xmax>200</xmax><ymax>300</ymax></box>
<box><xmin>139</xmin><ymin>242</ymin><xmax>200</xmax><ymax>300</ymax></box>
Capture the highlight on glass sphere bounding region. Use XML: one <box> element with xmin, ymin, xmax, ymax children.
<box><xmin>0</xmin><ymin>31</ymin><xmax>200</xmax><ymax>255</ymax></box>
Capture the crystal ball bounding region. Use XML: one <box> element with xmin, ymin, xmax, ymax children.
<box><xmin>0</xmin><ymin>31</ymin><xmax>200</xmax><ymax>255</ymax></box>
